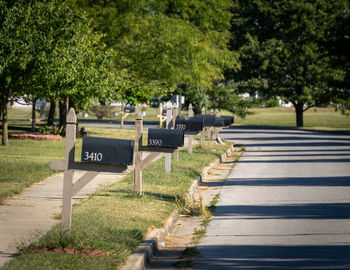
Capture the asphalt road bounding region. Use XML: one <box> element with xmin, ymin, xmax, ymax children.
<box><xmin>195</xmin><ymin>127</ymin><xmax>350</xmax><ymax>269</ymax></box>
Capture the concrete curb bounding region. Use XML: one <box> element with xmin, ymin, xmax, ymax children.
<box><xmin>120</xmin><ymin>144</ymin><xmax>234</xmax><ymax>270</ymax></box>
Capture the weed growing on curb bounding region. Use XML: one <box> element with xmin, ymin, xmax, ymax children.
<box><xmin>174</xmin><ymin>194</ymin><xmax>210</xmax><ymax>217</ymax></box>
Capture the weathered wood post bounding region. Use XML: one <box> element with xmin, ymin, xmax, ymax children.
<box><xmin>188</xmin><ymin>103</ymin><xmax>194</xmax><ymax>154</ymax></box>
<box><xmin>165</xmin><ymin>105</ymin><xmax>172</xmax><ymax>173</ymax></box>
<box><xmin>134</xmin><ymin>113</ymin><xmax>143</xmax><ymax>195</ymax></box>
<box><xmin>62</xmin><ymin>108</ymin><xmax>76</xmax><ymax>234</ymax></box>
<box><xmin>158</xmin><ymin>103</ymin><xmax>167</xmax><ymax>128</ymax></box>
<box><xmin>172</xmin><ymin>105</ymin><xmax>179</xmax><ymax>162</ymax></box>
<box><xmin>200</xmin><ymin>107</ymin><xmax>205</xmax><ymax>149</ymax></box>
<box><xmin>209</xmin><ymin>109</ymin><xmax>215</xmax><ymax>147</ymax></box>
<box><xmin>51</xmin><ymin>108</ymin><xmax>128</xmax><ymax>234</ymax></box>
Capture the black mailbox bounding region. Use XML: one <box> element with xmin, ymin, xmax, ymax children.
<box><xmin>81</xmin><ymin>136</ymin><xmax>134</xmax><ymax>166</ymax></box>
<box><xmin>220</xmin><ymin>116</ymin><xmax>234</xmax><ymax>126</ymax></box>
<box><xmin>124</xmin><ymin>106</ymin><xmax>135</xmax><ymax>113</ymax></box>
<box><xmin>148</xmin><ymin>128</ymin><xmax>184</xmax><ymax>148</ymax></box>
<box><xmin>214</xmin><ymin>117</ymin><xmax>226</xmax><ymax>127</ymax></box>
<box><xmin>162</xmin><ymin>109</ymin><xmax>167</xmax><ymax>116</ymax></box>
<box><xmin>175</xmin><ymin>116</ymin><xmax>204</xmax><ymax>132</ymax></box>
<box><xmin>195</xmin><ymin>114</ymin><xmax>216</xmax><ymax>127</ymax></box>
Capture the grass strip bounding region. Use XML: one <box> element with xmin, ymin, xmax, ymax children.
<box><xmin>0</xmin><ymin>127</ymin><xmax>137</xmax><ymax>204</ymax></box>
<box><xmin>2</xmin><ymin>142</ymin><xmax>230</xmax><ymax>270</ymax></box>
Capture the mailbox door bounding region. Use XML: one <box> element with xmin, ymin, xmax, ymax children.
<box><xmin>195</xmin><ymin>114</ymin><xmax>216</xmax><ymax>127</ymax></box>
<box><xmin>214</xmin><ymin>117</ymin><xmax>225</xmax><ymax>127</ymax></box>
<box><xmin>81</xmin><ymin>136</ymin><xmax>134</xmax><ymax>165</ymax></box>
<box><xmin>220</xmin><ymin>116</ymin><xmax>234</xmax><ymax>126</ymax></box>
<box><xmin>148</xmin><ymin>128</ymin><xmax>184</xmax><ymax>148</ymax></box>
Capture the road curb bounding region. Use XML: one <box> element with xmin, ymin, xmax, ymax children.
<box><xmin>120</xmin><ymin>144</ymin><xmax>234</xmax><ymax>270</ymax></box>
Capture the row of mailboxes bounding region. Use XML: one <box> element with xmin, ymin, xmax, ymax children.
<box><xmin>174</xmin><ymin>115</ymin><xmax>234</xmax><ymax>132</ymax></box>
<box><xmin>80</xmin><ymin>114</ymin><xmax>233</xmax><ymax>165</ymax></box>
<box><xmin>195</xmin><ymin>115</ymin><xmax>234</xmax><ymax>127</ymax></box>
<box><xmin>81</xmin><ymin>129</ymin><xmax>185</xmax><ymax>165</ymax></box>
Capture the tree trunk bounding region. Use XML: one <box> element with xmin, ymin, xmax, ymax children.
<box><xmin>295</xmin><ymin>103</ymin><xmax>304</xmax><ymax>127</ymax></box>
<box><xmin>31</xmin><ymin>98</ymin><xmax>37</xmax><ymax>132</ymax></box>
<box><xmin>47</xmin><ymin>100</ymin><xmax>56</xmax><ymax>126</ymax></box>
<box><xmin>1</xmin><ymin>101</ymin><xmax>9</xmax><ymax>146</ymax></box>
<box><xmin>59</xmin><ymin>100</ymin><xmax>67</xmax><ymax>136</ymax></box>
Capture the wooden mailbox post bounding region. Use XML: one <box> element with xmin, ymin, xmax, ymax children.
<box><xmin>165</xmin><ymin>106</ymin><xmax>173</xmax><ymax>173</ymax></box>
<box><xmin>134</xmin><ymin>113</ymin><xmax>182</xmax><ymax>195</ymax></box>
<box><xmin>157</xmin><ymin>103</ymin><xmax>167</xmax><ymax>128</ymax></box>
<box><xmin>50</xmin><ymin>108</ymin><xmax>128</xmax><ymax>234</ymax></box>
<box><xmin>188</xmin><ymin>104</ymin><xmax>194</xmax><ymax>154</ymax></box>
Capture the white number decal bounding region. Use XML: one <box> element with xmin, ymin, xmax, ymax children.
<box><xmin>148</xmin><ymin>139</ymin><xmax>163</xmax><ymax>146</ymax></box>
<box><xmin>176</xmin><ymin>124</ymin><xmax>186</xmax><ymax>130</ymax></box>
<box><xmin>84</xmin><ymin>152</ymin><xmax>103</xmax><ymax>162</ymax></box>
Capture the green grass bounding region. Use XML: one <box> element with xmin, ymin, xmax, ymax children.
<box><xmin>235</xmin><ymin>107</ymin><xmax>350</xmax><ymax>130</ymax></box>
<box><xmin>2</xmin><ymin>142</ymin><xmax>230</xmax><ymax>270</ymax></box>
<box><xmin>0</xmin><ymin>139</ymin><xmax>65</xmax><ymax>204</ymax></box>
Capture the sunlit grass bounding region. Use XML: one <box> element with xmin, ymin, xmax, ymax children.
<box><xmin>235</xmin><ymin>107</ymin><xmax>350</xmax><ymax>130</ymax></box>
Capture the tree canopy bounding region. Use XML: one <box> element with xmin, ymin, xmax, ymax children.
<box><xmin>76</xmin><ymin>0</ymin><xmax>239</xmax><ymax>105</ymax></box>
<box><xmin>228</xmin><ymin>0</ymin><xmax>349</xmax><ymax>127</ymax></box>
<box><xmin>0</xmin><ymin>0</ymin><xmax>114</xmax><ymax>145</ymax></box>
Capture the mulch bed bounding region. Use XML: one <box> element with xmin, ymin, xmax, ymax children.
<box><xmin>9</xmin><ymin>133</ymin><xmax>62</xmax><ymax>141</ymax></box>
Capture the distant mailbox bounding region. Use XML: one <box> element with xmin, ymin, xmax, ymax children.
<box><xmin>148</xmin><ymin>128</ymin><xmax>184</xmax><ymax>148</ymax></box>
<box><xmin>214</xmin><ymin>117</ymin><xmax>226</xmax><ymax>127</ymax></box>
<box><xmin>175</xmin><ymin>116</ymin><xmax>204</xmax><ymax>132</ymax></box>
<box><xmin>81</xmin><ymin>136</ymin><xmax>134</xmax><ymax>166</ymax></box>
<box><xmin>195</xmin><ymin>114</ymin><xmax>216</xmax><ymax>127</ymax></box>
<box><xmin>220</xmin><ymin>116</ymin><xmax>234</xmax><ymax>126</ymax></box>
<box><xmin>124</xmin><ymin>106</ymin><xmax>135</xmax><ymax>113</ymax></box>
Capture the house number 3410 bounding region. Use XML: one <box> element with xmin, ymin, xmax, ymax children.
<box><xmin>84</xmin><ymin>152</ymin><xmax>103</xmax><ymax>162</ymax></box>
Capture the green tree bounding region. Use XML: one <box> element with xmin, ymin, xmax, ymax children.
<box><xmin>76</xmin><ymin>0</ymin><xmax>239</xmax><ymax>105</ymax></box>
<box><xmin>229</xmin><ymin>0</ymin><xmax>348</xmax><ymax>127</ymax></box>
<box><xmin>0</xmin><ymin>0</ymin><xmax>114</xmax><ymax>144</ymax></box>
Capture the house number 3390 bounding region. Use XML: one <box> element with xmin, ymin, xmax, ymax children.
<box><xmin>84</xmin><ymin>152</ymin><xmax>103</xmax><ymax>162</ymax></box>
